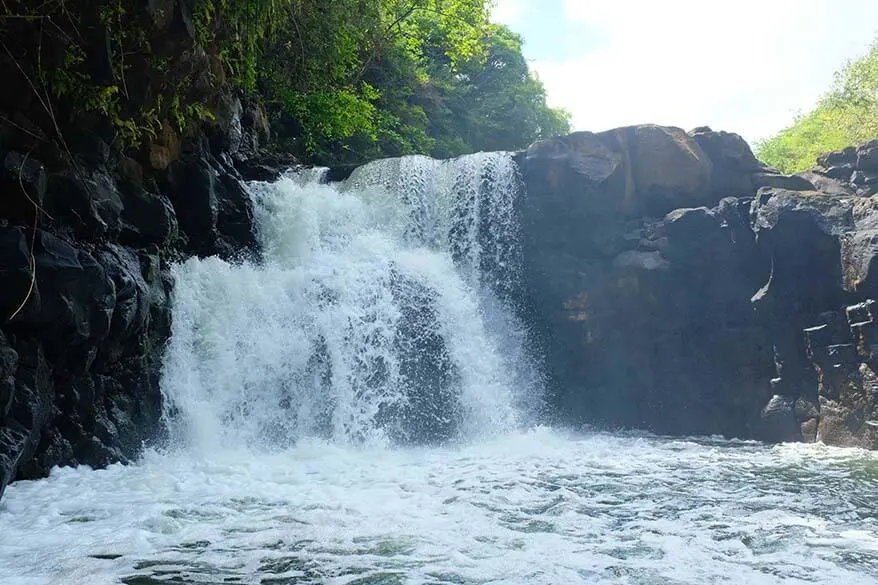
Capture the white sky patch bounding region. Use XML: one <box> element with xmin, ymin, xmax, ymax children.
<box><xmin>490</xmin><ymin>0</ymin><xmax>525</xmax><ymax>26</ymax></box>
<box><xmin>523</xmin><ymin>0</ymin><xmax>878</xmax><ymax>145</ymax></box>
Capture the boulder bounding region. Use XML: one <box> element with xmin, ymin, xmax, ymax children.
<box><xmin>757</xmin><ymin>395</ymin><xmax>801</xmax><ymax>443</ymax></box>
<box><xmin>689</xmin><ymin>126</ymin><xmax>762</xmax><ymax>197</ymax></box>
<box><xmin>624</xmin><ymin>125</ymin><xmax>714</xmax><ymax>213</ymax></box>
<box><xmin>160</xmin><ymin>155</ymin><xmax>219</xmax><ymax>253</ymax></box>
<box><xmin>752</xmin><ymin>172</ymin><xmax>816</xmax><ymax>192</ymax></box>
<box><xmin>818</xmin><ymin>146</ymin><xmax>857</xmax><ymax>169</ymax></box>
<box><xmin>45</xmin><ymin>168</ymin><xmax>124</xmax><ymax>239</ymax></box>
<box><xmin>856</xmin><ymin>141</ymin><xmax>878</xmax><ymax>172</ymax></box>
<box><xmin>524</xmin><ymin>124</ymin><xmax>719</xmax><ymax>220</ymax></box>
<box><xmin>119</xmin><ymin>185</ymin><xmax>178</xmax><ymax>247</ymax></box>
<box><xmin>799</xmin><ymin>172</ymin><xmax>854</xmax><ymax>196</ymax></box>
<box><xmin>825</xmin><ymin>165</ymin><xmax>856</xmax><ymax>182</ymax></box>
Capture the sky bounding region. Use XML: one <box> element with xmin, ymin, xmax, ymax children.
<box><xmin>491</xmin><ymin>0</ymin><xmax>878</xmax><ymax>145</ymax></box>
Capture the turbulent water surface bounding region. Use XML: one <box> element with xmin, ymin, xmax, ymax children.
<box><xmin>2</xmin><ymin>154</ymin><xmax>878</xmax><ymax>584</ymax></box>
<box><xmin>3</xmin><ymin>432</ymin><xmax>878</xmax><ymax>585</ymax></box>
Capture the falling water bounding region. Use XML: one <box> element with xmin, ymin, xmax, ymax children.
<box><xmin>160</xmin><ymin>152</ymin><xmax>540</xmax><ymax>450</ymax></box>
<box><xmin>4</xmin><ymin>153</ymin><xmax>878</xmax><ymax>585</ymax></box>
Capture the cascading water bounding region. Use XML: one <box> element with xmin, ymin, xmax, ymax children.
<box><xmin>3</xmin><ymin>153</ymin><xmax>878</xmax><ymax>585</ymax></box>
<box><xmin>160</xmin><ymin>152</ymin><xmax>541</xmax><ymax>450</ymax></box>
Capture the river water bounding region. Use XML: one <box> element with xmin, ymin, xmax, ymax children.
<box><xmin>2</xmin><ymin>154</ymin><xmax>878</xmax><ymax>585</ymax></box>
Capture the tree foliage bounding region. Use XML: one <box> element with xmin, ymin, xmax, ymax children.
<box><xmin>757</xmin><ymin>39</ymin><xmax>878</xmax><ymax>173</ymax></box>
<box><xmin>258</xmin><ymin>0</ymin><xmax>570</xmax><ymax>163</ymax></box>
<box><xmin>0</xmin><ymin>0</ymin><xmax>569</xmax><ymax>165</ymax></box>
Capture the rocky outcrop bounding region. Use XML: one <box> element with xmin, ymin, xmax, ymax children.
<box><xmin>0</xmin><ymin>100</ymin><xmax>283</xmax><ymax>500</ymax></box>
<box><xmin>812</xmin><ymin>142</ymin><xmax>878</xmax><ymax>197</ymax></box>
<box><xmin>0</xmin><ymin>0</ymin><xmax>301</xmax><ymax>500</ymax></box>
<box><xmin>5</xmin><ymin>110</ymin><xmax>878</xmax><ymax>501</ymax></box>
<box><xmin>520</xmin><ymin>125</ymin><xmax>878</xmax><ymax>447</ymax></box>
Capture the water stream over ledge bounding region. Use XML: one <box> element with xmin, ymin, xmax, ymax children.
<box><xmin>2</xmin><ymin>154</ymin><xmax>878</xmax><ymax>584</ymax></box>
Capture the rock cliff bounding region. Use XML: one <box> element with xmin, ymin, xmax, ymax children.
<box><xmin>0</xmin><ymin>100</ymin><xmax>291</xmax><ymax>501</ymax></box>
<box><xmin>4</xmin><ymin>113</ymin><xmax>878</xmax><ymax>502</ymax></box>
<box><xmin>521</xmin><ymin>127</ymin><xmax>878</xmax><ymax>448</ymax></box>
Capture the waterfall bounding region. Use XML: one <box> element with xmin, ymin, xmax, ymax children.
<box><xmin>160</xmin><ymin>152</ymin><xmax>542</xmax><ymax>450</ymax></box>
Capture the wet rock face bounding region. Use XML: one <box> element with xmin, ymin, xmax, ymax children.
<box><xmin>802</xmin><ymin>301</ymin><xmax>878</xmax><ymax>449</ymax></box>
<box><xmin>0</xmin><ymin>116</ymin><xmax>266</xmax><ymax>498</ymax></box>
<box><xmin>0</xmin><ymin>225</ymin><xmax>172</xmax><ymax>500</ymax></box>
<box><xmin>521</xmin><ymin>126</ymin><xmax>774</xmax><ymax>436</ymax></box>
<box><xmin>158</xmin><ymin>137</ymin><xmax>260</xmax><ymax>259</ymax></box>
<box><xmin>520</xmin><ymin>126</ymin><xmax>878</xmax><ymax>447</ymax></box>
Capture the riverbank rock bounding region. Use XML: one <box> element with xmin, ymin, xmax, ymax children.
<box><xmin>0</xmin><ymin>121</ymin><xmax>261</xmax><ymax>499</ymax></box>
<box><xmin>520</xmin><ymin>127</ymin><xmax>878</xmax><ymax>447</ymax></box>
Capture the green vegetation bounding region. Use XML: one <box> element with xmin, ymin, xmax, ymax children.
<box><xmin>258</xmin><ymin>1</ymin><xmax>569</xmax><ymax>162</ymax></box>
<box><xmin>0</xmin><ymin>0</ymin><xmax>569</xmax><ymax>165</ymax></box>
<box><xmin>757</xmin><ymin>39</ymin><xmax>878</xmax><ymax>173</ymax></box>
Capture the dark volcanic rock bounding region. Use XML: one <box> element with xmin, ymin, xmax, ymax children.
<box><xmin>525</xmin><ymin>125</ymin><xmax>719</xmax><ymax>219</ymax></box>
<box><xmin>45</xmin><ymin>168</ymin><xmax>124</xmax><ymax>239</ymax></box>
<box><xmin>0</xmin><ymin>336</ymin><xmax>52</xmax><ymax>500</ymax></box>
<box><xmin>119</xmin><ymin>185</ymin><xmax>178</xmax><ymax>248</ymax></box>
<box><xmin>803</xmin><ymin>302</ymin><xmax>878</xmax><ymax>449</ymax></box>
<box><xmin>808</xmin><ymin>142</ymin><xmax>878</xmax><ymax>197</ymax></box>
<box><xmin>520</xmin><ymin>126</ymin><xmax>774</xmax><ymax>437</ymax></box>
<box><xmin>857</xmin><ymin>141</ymin><xmax>878</xmax><ymax>172</ymax></box>
<box><xmin>823</xmin><ymin>165</ymin><xmax>855</xmax><ymax>182</ymax></box>
<box><xmin>0</xmin><ymin>228</ymin><xmax>177</xmax><ymax>499</ymax></box>
<box><xmin>818</xmin><ymin>147</ymin><xmax>857</xmax><ymax>169</ymax></box>
<box><xmin>799</xmin><ymin>172</ymin><xmax>855</xmax><ymax>197</ymax></box>
<box><xmin>518</xmin><ymin>127</ymin><xmax>878</xmax><ymax>447</ymax></box>
<box><xmin>689</xmin><ymin>126</ymin><xmax>762</xmax><ymax>197</ymax></box>
<box><xmin>1</xmin><ymin>227</ymin><xmax>116</xmax><ymax>354</ymax></box>
<box><xmin>841</xmin><ymin>198</ymin><xmax>878</xmax><ymax>298</ymax></box>
<box><xmin>752</xmin><ymin>172</ymin><xmax>816</xmax><ymax>192</ymax></box>
<box><xmin>160</xmin><ymin>145</ymin><xmax>257</xmax><ymax>258</ymax></box>
<box><xmin>161</xmin><ymin>155</ymin><xmax>219</xmax><ymax>252</ymax></box>
<box><xmin>216</xmin><ymin>172</ymin><xmax>257</xmax><ymax>255</ymax></box>
<box><xmin>1</xmin><ymin>151</ymin><xmax>47</xmax><ymax>225</ymax></box>
<box><xmin>758</xmin><ymin>395</ymin><xmax>800</xmax><ymax>443</ymax></box>
<box><xmin>0</xmin><ymin>118</ymin><xmax>260</xmax><ymax>500</ymax></box>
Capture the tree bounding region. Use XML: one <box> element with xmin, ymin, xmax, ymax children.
<box><xmin>258</xmin><ymin>0</ymin><xmax>570</xmax><ymax>163</ymax></box>
<box><xmin>757</xmin><ymin>39</ymin><xmax>878</xmax><ymax>173</ymax></box>
<box><xmin>0</xmin><ymin>0</ymin><xmax>569</xmax><ymax>165</ymax></box>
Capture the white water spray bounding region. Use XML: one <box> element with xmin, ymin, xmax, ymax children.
<box><xmin>160</xmin><ymin>152</ymin><xmax>541</xmax><ymax>450</ymax></box>
<box><xmin>6</xmin><ymin>155</ymin><xmax>878</xmax><ymax>585</ymax></box>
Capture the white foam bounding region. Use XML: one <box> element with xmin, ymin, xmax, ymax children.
<box><xmin>161</xmin><ymin>152</ymin><xmax>535</xmax><ymax>450</ymax></box>
<box><xmin>7</xmin><ymin>154</ymin><xmax>876</xmax><ymax>585</ymax></box>
<box><xmin>3</xmin><ymin>430</ymin><xmax>878</xmax><ymax>584</ymax></box>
